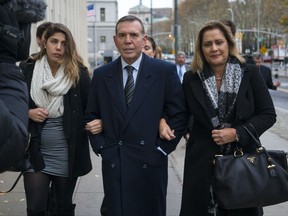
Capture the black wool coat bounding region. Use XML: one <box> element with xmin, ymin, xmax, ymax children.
<box><xmin>258</xmin><ymin>65</ymin><xmax>277</xmax><ymax>90</ymax></box>
<box><xmin>85</xmin><ymin>54</ymin><xmax>188</xmax><ymax>216</ymax></box>
<box><xmin>180</xmin><ymin>63</ymin><xmax>276</xmax><ymax>216</ymax></box>
<box><xmin>23</xmin><ymin>62</ymin><xmax>92</xmax><ymax>178</ymax></box>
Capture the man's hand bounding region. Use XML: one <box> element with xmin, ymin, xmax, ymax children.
<box><xmin>159</xmin><ymin>118</ymin><xmax>175</xmax><ymax>141</ymax></box>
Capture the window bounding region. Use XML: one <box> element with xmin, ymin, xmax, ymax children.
<box><xmin>100</xmin><ymin>8</ymin><xmax>105</xmax><ymax>21</ymax></box>
<box><xmin>100</xmin><ymin>36</ymin><xmax>106</xmax><ymax>43</ymax></box>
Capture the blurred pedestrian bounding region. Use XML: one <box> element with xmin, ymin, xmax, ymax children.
<box><xmin>142</xmin><ymin>35</ymin><xmax>156</xmax><ymax>57</ymax></box>
<box><xmin>220</xmin><ymin>19</ymin><xmax>256</xmax><ymax>65</ymax></box>
<box><xmin>22</xmin><ymin>23</ymin><xmax>92</xmax><ymax>216</ymax></box>
<box><xmin>0</xmin><ymin>0</ymin><xmax>46</xmax><ymax>172</ymax></box>
<box><xmin>20</xmin><ymin>21</ymin><xmax>53</xmax><ymax>71</ymax></box>
<box><xmin>252</xmin><ymin>52</ymin><xmax>281</xmax><ymax>90</ymax></box>
<box><xmin>85</xmin><ymin>15</ymin><xmax>187</xmax><ymax>216</ymax></box>
<box><xmin>219</xmin><ymin>19</ymin><xmax>236</xmax><ymax>37</ymax></box>
<box><xmin>177</xmin><ymin>20</ymin><xmax>276</xmax><ymax>216</ymax></box>
<box><xmin>175</xmin><ymin>51</ymin><xmax>189</xmax><ymax>82</ymax></box>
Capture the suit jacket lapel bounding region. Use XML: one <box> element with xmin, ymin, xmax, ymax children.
<box><xmin>104</xmin><ymin>59</ymin><xmax>127</xmax><ymax>116</ymax></box>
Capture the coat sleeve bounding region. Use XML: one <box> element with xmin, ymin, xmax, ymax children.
<box><xmin>261</xmin><ymin>65</ymin><xmax>277</xmax><ymax>90</ymax></box>
<box><xmin>79</xmin><ymin>67</ymin><xmax>91</xmax><ymax>113</ymax></box>
<box><xmin>236</xmin><ymin>64</ymin><xmax>276</xmax><ymax>147</ymax></box>
<box><xmin>84</xmin><ymin>69</ymin><xmax>106</xmax><ymax>155</ymax></box>
<box><xmin>157</xmin><ymin>64</ymin><xmax>188</xmax><ymax>155</ymax></box>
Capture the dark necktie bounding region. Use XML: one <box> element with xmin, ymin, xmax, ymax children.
<box><xmin>124</xmin><ymin>65</ymin><xmax>135</xmax><ymax>108</ymax></box>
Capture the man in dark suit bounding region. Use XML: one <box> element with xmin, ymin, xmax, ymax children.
<box><xmin>175</xmin><ymin>51</ymin><xmax>190</xmax><ymax>83</ymax></box>
<box><xmin>252</xmin><ymin>52</ymin><xmax>281</xmax><ymax>90</ymax></box>
<box><xmin>85</xmin><ymin>15</ymin><xmax>187</xmax><ymax>216</ymax></box>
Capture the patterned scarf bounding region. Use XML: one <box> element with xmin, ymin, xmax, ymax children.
<box><xmin>30</xmin><ymin>55</ymin><xmax>73</xmax><ymax>118</ymax></box>
<box><xmin>198</xmin><ymin>57</ymin><xmax>244</xmax><ymax>129</ymax></box>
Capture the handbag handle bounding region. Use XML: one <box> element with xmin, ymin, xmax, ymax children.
<box><xmin>243</xmin><ymin>124</ymin><xmax>280</xmax><ymax>170</ymax></box>
<box><xmin>242</xmin><ymin>123</ymin><xmax>262</xmax><ymax>148</ymax></box>
<box><xmin>236</xmin><ymin>124</ymin><xmax>267</xmax><ymax>157</ymax></box>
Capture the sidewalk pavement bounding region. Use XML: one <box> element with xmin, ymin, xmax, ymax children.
<box><xmin>1</xmin><ymin>126</ymin><xmax>288</xmax><ymax>216</ymax></box>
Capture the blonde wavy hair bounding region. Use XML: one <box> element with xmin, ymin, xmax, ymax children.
<box><xmin>33</xmin><ymin>23</ymin><xmax>85</xmax><ymax>84</ymax></box>
<box><xmin>190</xmin><ymin>20</ymin><xmax>245</xmax><ymax>73</ymax></box>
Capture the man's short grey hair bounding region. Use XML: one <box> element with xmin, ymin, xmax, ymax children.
<box><xmin>177</xmin><ymin>51</ymin><xmax>186</xmax><ymax>57</ymax></box>
<box><xmin>252</xmin><ymin>52</ymin><xmax>263</xmax><ymax>59</ymax></box>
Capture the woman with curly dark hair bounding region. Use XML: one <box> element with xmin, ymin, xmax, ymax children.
<box><xmin>22</xmin><ymin>23</ymin><xmax>93</xmax><ymax>216</ymax></box>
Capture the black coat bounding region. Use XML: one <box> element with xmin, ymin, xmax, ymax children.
<box><xmin>180</xmin><ymin>63</ymin><xmax>276</xmax><ymax>216</ymax></box>
<box><xmin>0</xmin><ymin>3</ymin><xmax>29</xmax><ymax>172</ymax></box>
<box><xmin>23</xmin><ymin>62</ymin><xmax>92</xmax><ymax>178</ymax></box>
<box><xmin>0</xmin><ymin>63</ymin><xmax>29</xmax><ymax>172</ymax></box>
<box><xmin>86</xmin><ymin>54</ymin><xmax>187</xmax><ymax>216</ymax></box>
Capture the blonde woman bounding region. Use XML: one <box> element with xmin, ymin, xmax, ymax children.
<box><xmin>179</xmin><ymin>20</ymin><xmax>276</xmax><ymax>216</ymax></box>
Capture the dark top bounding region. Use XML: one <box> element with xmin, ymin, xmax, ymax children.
<box><xmin>258</xmin><ymin>65</ymin><xmax>277</xmax><ymax>90</ymax></box>
<box><xmin>23</xmin><ymin>61</ymin><xmax>92</xmax><ymax>178</ymax></box>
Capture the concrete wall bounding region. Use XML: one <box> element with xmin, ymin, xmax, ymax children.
<box><xmin>30</xmin><ymin>0</ymin><xmax>88</xmax><ymax>66</ymax></box>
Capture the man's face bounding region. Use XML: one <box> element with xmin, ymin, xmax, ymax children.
<box><xmin>176</xmin><ymin>54</ymin><xmax>186</xmax><ymax>66</ymax></box>
<box><xmin>113</xmin><ymin>20</ymin><xmax>147</xmax><ymax>65</ymax></box>
<box><xmin>253</xmin><ymin>57</ymin><xmax>262</xmax><ymax>66</ymax></box>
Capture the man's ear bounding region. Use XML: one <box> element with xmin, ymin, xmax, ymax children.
<box><xmin>142</xmin><ymin>35</ymin><xmax>148</xmax><ymax>48</ymax></box>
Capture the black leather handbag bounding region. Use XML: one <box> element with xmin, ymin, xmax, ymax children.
<box><xmin>213</xmin><ymin>125</ymin><xmax>288</xmax><ymax>209</ymax></box>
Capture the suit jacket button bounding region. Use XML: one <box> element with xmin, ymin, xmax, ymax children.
<box><xmin>140</xmin><ymin>140</ymin><xmax>145</xmax><ymax>146</ymax></box>
<box><xmin>111</xmin><ymin>163</ymin><xmax>115</xmax><ymax>168</ymax></box>
<box><xmin>143</xmin><ymin>164</ymin><xmax>147</xmax><ymax>168</ymax></box>
<box><xmin>118</xmin><ymin>141</ymin><xmax>122</xmax><ymax>145</ymax></box>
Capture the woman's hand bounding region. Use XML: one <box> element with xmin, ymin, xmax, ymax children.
<box><xmin>85</xmin><ymin>119</ymin><xmax>102</xmax><ymax>135</ymax></box>
<box><xmin>29</xmin><ymin>108</ymin><xmax>48</xmax><ymax>122</ymax></box>
<box><xmin>211</xmin><ymin>128</ymin><xmax>237</xmax><ymax>145</ymax></box>
<box><xmin>159</xmin><ymin>118</ymin><xmax>176</xmax><ymax>141</ymax></box>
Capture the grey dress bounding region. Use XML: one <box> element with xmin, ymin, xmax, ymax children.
<box><xmin>40</xmin><ymin>116</ymin><xmax>68</xmax><ymax>177</ymax></box>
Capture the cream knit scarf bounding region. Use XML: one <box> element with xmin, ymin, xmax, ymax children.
<box><xmin>30</xmin><ymin>55</ymin><xmax>73</xmax><ymax>118</ymax></box>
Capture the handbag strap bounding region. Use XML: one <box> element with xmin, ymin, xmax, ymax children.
<box><xmin>0</xmin><ymin>171</ymin><xmax>23</xmax><ymax>194</ymax></box>
<box><xmin>242</xmin><ymin>123</ymin><xmax>262</xmax><ymax>148</ymax></box>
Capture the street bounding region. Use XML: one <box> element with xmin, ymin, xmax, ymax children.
<box><xmin>1</xmin><ymin>67</ymin><xmax>288</xmax><ymax>215</ymax></box>
<box><xmin>1</xmin><ymin>128</ymin><xmax>288</xmax><ymax>216</ymax></box>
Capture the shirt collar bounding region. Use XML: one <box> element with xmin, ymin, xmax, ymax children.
<box><xmin>121</xmin><ymin>53</ymin><xmax>142</xmax><ymax>72</ymax></box>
